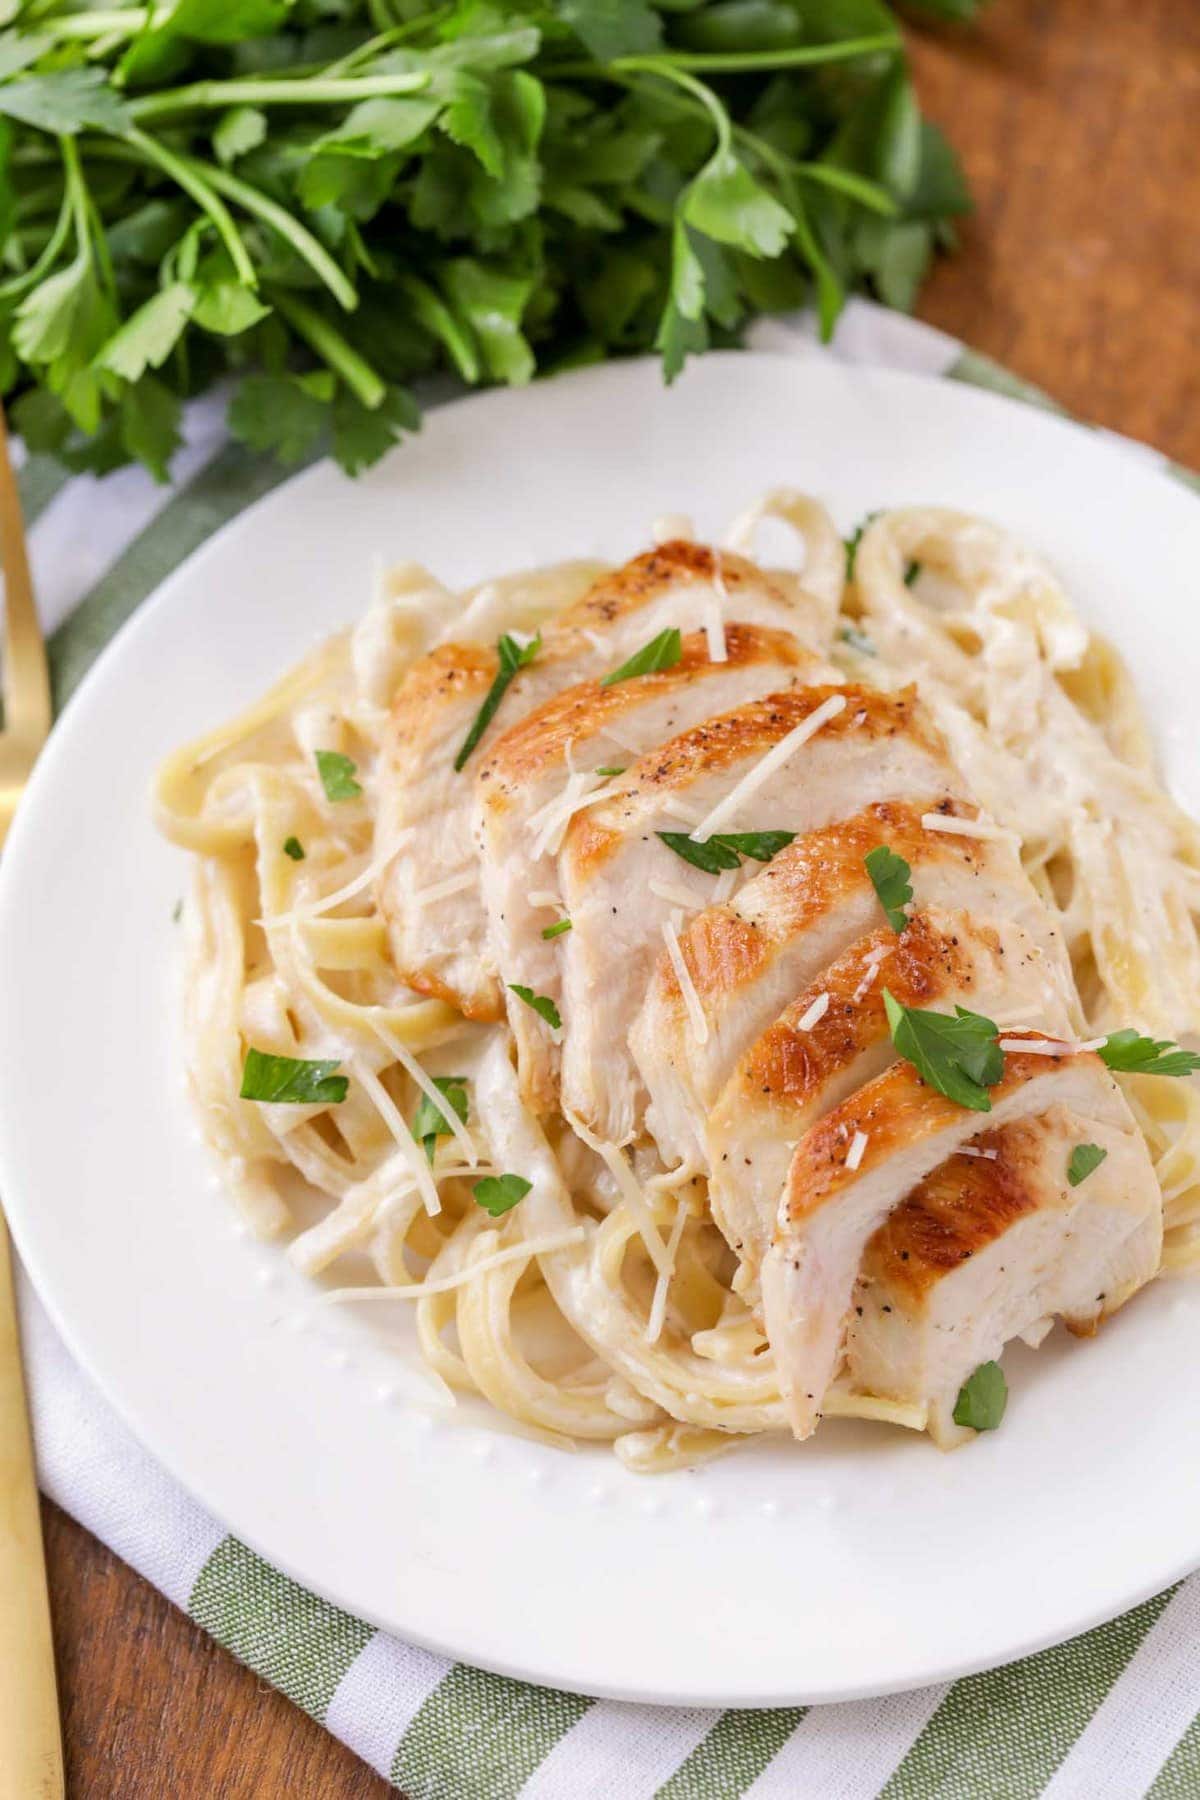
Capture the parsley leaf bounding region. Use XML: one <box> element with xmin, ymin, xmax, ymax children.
<box><xmin>0</xmin><ymin>70</ymin><xmax>131</xmax><ymax>136</ymax></box>
<box><xmin>865</xmin><ymin>845</ymin><xmax>913</xmax><ymax>933</ymax></box>
<box><xmin>315</xmin><ymin>750</ymin><xmax>362</xmax><ymax>801</ymax></box>
<box><xmin>952</xmin><ymin>1361</ymin><xmax>1007</xmax><ymax>1431</ymax></box>
<box><xmin>882</xmin><ymin>989</ymin><xmax>1004</xmax><ymax>1112</ymax></box>
<box><xmin>1097</xmin><ymin>1030</ymin><xmax>1200</xmax><ymax>1078</ymax></box>
<box><xmin>508</xmin><ymin>983</ymin><xmax>562</xmax><ymax>1030</ymax></box>
<box><xmin>412</xmin><ymin>1075</ymin><xmax>469</xmax><ymax>1163</ymax></box>
<box><xmin>213</xmin><ymin>104</ymin><xmax>267</xmax><ymax>166</ymax></box>
<box><xmin>240</xmin><ymin>1048</ymin><xmax>348</xmax><ymax>1105</ymax></box>
<box><xmin>600</xmin><ymin>628</ymin><xmax>682</xmax><ymax>686</ymax></box>
<box><xmin>844</xmin><ymin>511</ymin><xmax>880</xmax><ymax>580</ymax></box>
<box><xmin>455</xmin><ymin>631</ymin><xmax>541</xmax><ymax>770</ymax></box>
<box><xmin>657</xmin><ymin>829</ymin><xmax>795</xmax><ymax>873</ymax></box>
<box><xmin>594</xmin><ymin>765</ymin><xmax>626</xmax><ymax>778</ymax></box>
<box><xmin>229</xmin><ymin>372</ymin><xmax>335</xmax><ymax>464</ymax></box>
<box><xmin>283</xmin><ymin>836</ymin><xmax>305</xmax><ymax>861</ymax></box>
<box><xmin>1068</xmin><ymin>1143</ymin><xmax>1107</xmax><ymax>1188</ymax></box>
<box><xmin>0</xmin><ymin>3</ymin><xmax>975</xmax><ymax>482</ymax></box>
<box><xmin>541</xmin><ymin>917</ymin><xmax>572</xmax><ymax>939</ymax></box>
<box><xmin>839</xmin><ymin>625</ymin><xmax>877</xmax><ymax>656</ymax></box>
<box><xmin>559</xmin><ymin>0</ymin><xmax>663</xmax><ymax>62</ymax></box>
<box><xmin>473</xmin><ymin>1172</ymin><xmax>532</xmax><ymax>1216</ymax></box>
<box><xmin>97</xmin><ymin>283</ymin><xmax>197</xmax><ymax>382</ymax></box>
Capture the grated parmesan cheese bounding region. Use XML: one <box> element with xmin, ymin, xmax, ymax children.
<box><xmin>796</xmin><ymin>991</ymin><xmax>830</xmax><ymax>1032</ymax></box>
<box><xmin>690</xmin><ymin>693</ymin><xmax>847</xmax><ymax>842</ymax></box>
<box><xmin>268</xmin><ymin>831</ymin><xmax>412</xmax><ymax>930</ymax></box>
<box><xmin>351</xmin><ymin>1058</ymin><xmax>442</xmax><ymax>1216</ymax></box>
<box><xmin>568</xmin><ymin>1118</ymin><xmax>671</xmax><ymax>1276</ymax></box>
<box><xmin>652</xmin><ymin>513</ymin><xmax>694</xmax><ymax>545</ymax></box>
<box><xmin>527</xmin><ymin>889</ymin><xmax>559</xmax><ymax>909</ymax></box>
<box><xmin>662</xmin><ymin>910</ymin><xmax>709</xmax><ymax>1045</ymax></box>
<box><xmin>410</xmin><ymin>868</ymin><xmax>477</xmax><ymax>906</ymax></box>
<box><xmin>321</xmin><ymin>1227</ymin><xmax>589</xmax><ymax>1302</ymax></box>
<box><xmin>526</xmin><ymin>772</ymin><xmax>612</xmax><ymax>859</ymax></box>
<box><xmin>645</xmin><ymin>1199</ymin><xmax>691</xmax><ymax>1344</ymax></box>
<box><xmin>997</xmin><ymin>1036</ymin><xmax>1074</xmax><ymax>1056</ymax></box>
<box><xmin>851</xmin><ymin>945</ymin><xmax>889</xmax><ymax>1004</ymax></box>
<box><xmin>650</xmin><ymin>877</ymin><xmax>704</xmax><ymax>911</ymax></box>
<box><xmin>958</xmin><ymin>1146</ymin><xmax>1000</xmax><ymax>1160</ymax></box>
<box><xmin>711</xmin><ymin>865</ymin><xmax>738</xmax><ymax>904</ymax></box>
<box><xmin>845</xmin><ymin>1130</ymin><xmax>869</xmax><ymax>1171</ymax></box>
<box><xmin>660</xmin><ymin>794</ymin><xmax>706</xmax><ymax>828</ymax></box>
<box><xmin>370</xmin><ymin>1017</ymin><xmax>479</xmax><ymax>1168</ymax></box>
<box><xmin>920</xmin><ymin>812</ymin><xmax>1018</xmax><ymax>843</ymax></box>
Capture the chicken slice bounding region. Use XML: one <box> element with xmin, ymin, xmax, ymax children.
<box><xmin>558</xmin><ymin>683</ymin><xmax>961</xmax><ymax>1143</ymax></box>
<box><xmin>847</xmin><ymin>1102</ymin><xmax>1161</xmax><ymax>1446</ymax></box>
<box><xmin>475</xmin><ymin>624</ymin><xmax>831</xmax><ymax>1112</ymax></box>
<box><xmin>761</xmin><ymin>1042</ymin><xmax>1136</xmax><ymax>1439</ymax></box>
<box><xmin>704</xmin><ymin>909</ymin><xmax>1073</xmax><ymax>1291</ymax></box>
<box><xmin>632</xmin><ymin>795</ymin><xmax>1074</xmax><ymax>1172</ymax></box>
<box><xmin>376</xmin><ymin>541</ymin><xmax>824</xmax><ymax>1020</ymax></box>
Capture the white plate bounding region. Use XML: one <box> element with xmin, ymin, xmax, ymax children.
<box><xmin>3</xmin><ymin>353</ymin><xmax>1200</xmax><ymax>1708</ymax></box>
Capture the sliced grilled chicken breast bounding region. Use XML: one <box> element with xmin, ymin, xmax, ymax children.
<box><xmin>761</xmin><ymin>1042</ymin><xmax>1135</xmax><ymax>1439</ymax></box>
<box><xmin>376</xmin><ymin>541</ymin><xmax>821</xmax><ymax>1020</ymax></box>
<box><xmin>848</xmin><ymin>1102</ymin><xmax>1161</xmax><ymax>1446</ymax></box>
<box><xmin>704</xmin><ymin>910</ymin><xmax>1072</xmax><ymax>1289</ymax></box>
<box><xmin>558</xmin><ymin>684</ymin><xmax>961</xmax><ymax>1143</ymax></box>
<box><xmin>632</xmin><ymin>796</ymin><xmax>1073</xmax><ymax>1171</ymax></box>
<box><xmin>475</xmin><ymin>625</ymin><xmax>829</xmax><ymax>1112</ymax></box>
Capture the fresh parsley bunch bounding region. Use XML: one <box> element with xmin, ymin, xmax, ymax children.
<box><xmin>0</xmin><ymin>0</ymin><xmax>980</xmax><ymax>481</ymax></box>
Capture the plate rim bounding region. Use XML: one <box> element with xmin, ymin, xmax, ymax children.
<box><xmin>4</xmin><ymin>349</ymin><xmax>1200</xmax><ymax>1708</ymax></box>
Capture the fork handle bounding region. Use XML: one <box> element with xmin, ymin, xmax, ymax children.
<box><xmin>0</xmin><ymin>1217</ymin><xmax>64</xmax><ymax>1797</ymax></box>
<box><xmin>0</xmin><ymin>406</ymin><xmax>50</xmax><ymax>744</ymax></box>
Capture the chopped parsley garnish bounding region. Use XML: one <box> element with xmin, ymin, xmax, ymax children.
<box><xmin>315</xmin><ymin>750</ymin><xmax>362</xmax><ymax>802</ymax></box>
<box><xmin>594</xmin><ymin>765</ymin><xmax>626</xmax><ymax>778</ymax></box>
<box><xmin>283</xmin><ymin>836</ymin><xmax>306</xmax><ymax>861</ymax></box>
<box><xmin>600</xmin><ymin>628</ymin><xmax>682</xmax><ymax>687</ymax></box>
<box><xmin>657</xmin><ymin>829</ymin><xmax>795</xmax><ymax>874</ymax></box>
<box><xmin>172</xmin><ymin>899</ymin><xmax>182</xmax><ymax>923</ymax></box>
<box><xmin>473</xmin><ymin>1173</ymin><xmax>532</xmax><ymax>1217</ymax></box>
<box><xmin>839</xmin><ymin>624</ymin><xmax>877</xmax><ymax>657</ymax></box>
<box><xmin>541</xmin><ymin>918</ymin><xmax>572</xmax><ymax>940</ymax></box>
<box><xmin>454</xmin><ymin>632</ymin><xmax>541</xmax><ymax>772</ymax></box>
<box><xmin>865</xmin><ymin>845</ymin><xmax>913</xmax><ymax>933</ymax></box>
<box><xmin>904</xmin><ymin>560</ymin><xmax>922</xmax><ymax>587</ymax></box>
<box><xmin>508</xmin><ymin>984</ymin><xmax>562</xmax><ymax>1030</ymax></box>
<box><xmin>953</xmin><ymin>1361</ymin><xmax>1007</xmax><ymax>1431</ymax></box>
<box><xmin>1068</xmin><ymin>1143</ymin><xmax>1108</xmax><ymax>1188</ymax></box>
<box><xmin>411</xmin><ymin>1076</ymin><xmax>469</xmax><ymax>1164</ymax></box>
<box><xmin>1097</xmin><ymin>1030</ymin><xmax>1200</xmax><ymax>1078</ymax></box>
<box><xmin>240</xmin><ymin>1048</ymin><xmax>347</xmax><ymax>1106</ymax></box>
<box><xmin>843</xmin><ymin>511</ymin><xmax>880</xmax><ymax>581</ymax></box>
<box><xmin>882</xmin><ymin>989</ymin><xmax>1004</xmax><ymax>1113</ymax></box>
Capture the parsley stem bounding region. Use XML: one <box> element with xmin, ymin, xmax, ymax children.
<box><xmin>617</xmin><ymin>60</ymin><xmax>731</xmax><ymax>152</ymax></box>
<box><xmin>613</xmin><ymin>36</ymin><xmax>901</xmax><ymax>74</ymax></box>
<box><xmin>194</xmin><ymin>158</ymin><xmax>358</xmax><ymax>310</ymax></box>
<box><xmin>62</xmin><ymin>136</ymin><xmax>92</xmax><ymax>262</ymax></box>
<box><xmin>121</xmin><ymin>128</ymin><xmax>257</xmax><ymax>288</ymax></box>
<box><xmin>38</xmin><ymin>8</ymin><xmax>152</xmax><ymax>40</ymax></box>
<box><xmin>97</xmin><ymin>138</ymin><xmax>357</xmax><ymax>310</ymax></box>
<box><xmin>127</xmin><ymin>71</ymin><xmax>431</xmax><ymax>123</ymax></box>
<box><xmin>0</xmin><ymin>153</ymin><xmax>73</xmax><ymax>299</ymax></box>
<box><xmin>269</xmin><ymin>290</ymin><xmax>385</xmax><ymax>409</ymax></box>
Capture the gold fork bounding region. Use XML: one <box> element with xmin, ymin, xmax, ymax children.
<box><xmin>0</xmin><ymin>403</ymin><xmax>65</xmax><ymax>1797</ymax></box>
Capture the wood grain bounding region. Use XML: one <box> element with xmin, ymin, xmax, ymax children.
<box><xmin>42</xmin><ymin>1504</ymin><xmax>390</xmax><ymax>1798</ymax></box>
<box><xmin>39</xmin><ymin>6</ymin><xmax>1200</xmax><ymax>1794</ymax></box>
<box><xmin>911</xmin><ymin>0</ymin><xmax>1200</xmax><ymax>467</ymax></box>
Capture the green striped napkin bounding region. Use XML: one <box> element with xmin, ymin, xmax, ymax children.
<box><xmin>16</xmin><ymin>300</ymin><xmax>1200</xmax><ymax>1798</ymax></box>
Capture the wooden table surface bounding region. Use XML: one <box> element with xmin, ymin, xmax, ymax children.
<box><xmin>36</xmin><ymin>2</ymin><xmax>1200</xmax><ymax>1794</ymax></box>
